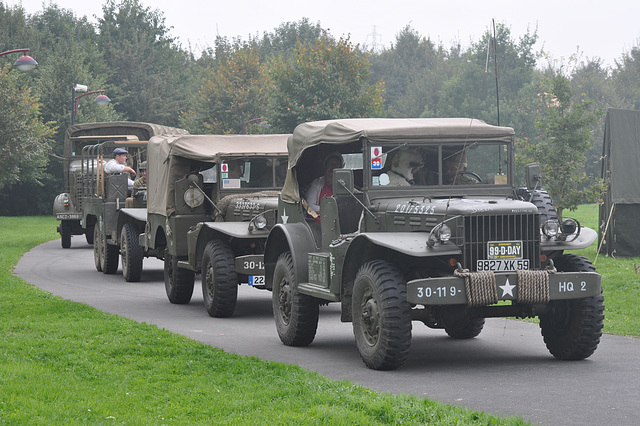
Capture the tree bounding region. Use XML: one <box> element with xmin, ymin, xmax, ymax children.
<box><xmin>267</xmin><ymin>33</ymin><xmax>384</xmax><ymax>133</ymax></box>
<box><xmin>516</xmin><ymin>70</ymin><xmax>605</xmax><ymax>217</ymax></box>
<box><xmin>98</xmin><ymin>0</ymin><xmax>194</xmax><ymax>126</ymax></box>
<box><xmin>0</xmin><ymin>66</ymin><xmax>55</xmax><ymax>191</ymax></box>
<box><xmin>436</xmin><ymin>24</ymin><xmax>540</xmax><ymax>141</ymax></box>
<box><xmin>180</xmin><ymin>46</ymin><xmax>269</xmax><ymax>134</ymax></box>
<box><xmin>612</xmin><ymin>44</ymin><xmax>640</xmax><ymax>110</ymax></box>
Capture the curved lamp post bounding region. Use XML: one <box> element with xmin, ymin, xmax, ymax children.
<box><xmin>71</xmin><ymin>83</ymin><xmax>111</xmax><ymax>125</ymax></box>
<box><xmin>0</xmin><ymin>48</ymin><xmax>38</xmax><ymax>71</ymax></box>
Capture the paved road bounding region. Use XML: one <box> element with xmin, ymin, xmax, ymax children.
<box><xmin>16</xmin><ymin>238</ymin><xmax>640</xmax><ymax>425</ymax></box>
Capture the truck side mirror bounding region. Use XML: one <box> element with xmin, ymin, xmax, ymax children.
<box><xmin>525</xmin><ymin>163</ymin><xmax>542</xmax><ymax>190</ymax></box>
<box><xmin>333</xmin><ymin>169</ymin><xmax>353</xmax><ymax>196</ymax></box>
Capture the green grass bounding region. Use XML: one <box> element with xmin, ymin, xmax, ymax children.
<box><xmin>563</xmin><ymin>204</ymin><xmax>640</xmax><ymax>336</ymax></box>
<box><xmin>1</xmin><ymin>216</ymin><xmax>526</xmax><ymax>425</ymax></box>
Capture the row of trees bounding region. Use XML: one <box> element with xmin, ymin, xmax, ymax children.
<box><xmin>1</xmin><ymin>0</ymin><xmax>640</xmax><ymax>215</ymax></box>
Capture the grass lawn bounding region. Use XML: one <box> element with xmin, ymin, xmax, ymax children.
<box><xmin>1</xmin><ymin>216</ymin><xmax>526</xmax><ymax>425</ymax></box>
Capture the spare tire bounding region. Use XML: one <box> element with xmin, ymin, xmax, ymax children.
<box><xmin>516</xmin><ymin>188</ymin><xmax>558</xmax><ymax>223</ymax></box>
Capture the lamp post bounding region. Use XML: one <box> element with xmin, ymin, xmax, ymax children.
<box><xmin>242</xmin><ymin>113</ymin><xmax>269</xmax><ymax>134</ymax></box>
<box><xmin>71</xmin><ymin>83</ymin><xmax>111</xmax><ymax>125</ymax></box>
<box><xmin>0</xmin><ymin>48</ymin><xmax>38</xmax><ymax>71</ymax></box>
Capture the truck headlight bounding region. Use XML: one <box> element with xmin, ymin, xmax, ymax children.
<box><xmin>438</xmin><ymin>224</ymin><xmax>452</xmax><ymax>242</ymax></box>
<box><xmin>254</xmin><ymin>214</ymin><xmax>267</xmax><ymax>230</ymax></box>
<box><xmin>561</xmin><ymin>218</ymin><xmax>577</xmax><ymax>235</ymax></box>
<box><xmin>542</xmin><ymin>220</ymin><xmax>560</xmax><ymax>238</ymax></box>
<box><xmin>183</xmin><ymin>187</ymin><xmax>204</xmax><ymax>208</ymax></box>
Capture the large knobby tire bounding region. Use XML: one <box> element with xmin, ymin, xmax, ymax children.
<box><xmin>60</xmin><ymin>221</ymin><xmax>72</xmax><ymax>249</ymax></box>
<box><xmin>93</xmin><ymin>225</ymin><xmax>103</xmax><ymax>272</ymax></box>
<box><xmin>85</xmin><ymin>226</ymin><xmax>94</xmax><ymax>245</ymax></box>
<box><xmin>164</xmin><ymin>248</ymin><xmax>195</xmax><ymax>304</ymax></box>
<box><xmin>539</xmin><ymin>254</ymin><xmax>604</xmax><ymax>360</ymax></box>
<box><xmin>201</xmin><ymin>240</ymin><xmax>238</xmax><ymax>318</ymax></box>
<box><xmin>352</xmin><ymin>260</ymin><xmax>412</xmax><ymax>370</ymax></box>
<box><xmin>517</xmin><ymin>188</ymin><xmax>558</xmax><ymax>223</ymax></box>
<box><xmin>102</xmin><ymin>240</ymin><xmax>119</xmax><ymax>275</ymax></box>
<box><xmin>442</xmin><ymin>306</ymin><xmax>485</xmax><ymax>339</ymax></box>
<box><xmin>121</xmin><ymin>223</ymin><xmax>143</xmax><ymax>282</ymax></box>
<box><xmin>272</xmin><ymin>251</ymin><xmax>319</xmax><ymax>346</ymax></box>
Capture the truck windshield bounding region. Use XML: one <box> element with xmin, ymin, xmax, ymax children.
<box><xmin>367</xmin><ymin>141</ymin><xmax>511</xmax><ymax>188</ymax></box>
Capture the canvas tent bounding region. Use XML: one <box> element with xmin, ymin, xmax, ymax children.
<box><xmin>599</xmin><ymin>109</ymin><xmax>640</xmax><ymax>257</ymax></box>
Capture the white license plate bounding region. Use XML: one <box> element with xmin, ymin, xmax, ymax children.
<box><xmin>57</xmin><ymin>213</ymin><xmax>81</xmax><ymax>220</ymax></box>
<box><xmin>248</xmin><ymin>275</ymin><xmax>265</xmax><ymax>286</ymax></box>
<box><xmin>476</xmin><ymin>259</ymin><xmax>529</xmax><ymax>272</ymax></box>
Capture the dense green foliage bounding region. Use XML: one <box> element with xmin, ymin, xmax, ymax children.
<box><xmin>0</xmin><ymin>216</ymin><xmax>528</xmax><ymax>425</ymax></box>
<box><xmin>2</xmin><ymin>1</ymin><xmax>640</xmax><ymax>215</ymax></box>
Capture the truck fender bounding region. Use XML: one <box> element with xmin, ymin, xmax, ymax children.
<box><xmin>116</xmin><ymin>208</ymin><xmax>147</xmax><ymax>241</ymax></box>
<box><xmin>264</xmin><ymin>222</ymin><xmax>316</xmax><ymax>290</ymax></box>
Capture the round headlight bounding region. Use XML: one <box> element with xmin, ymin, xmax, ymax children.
<box><xmin>438</xmin><ymin>224</ymin><xmax>452</xmax><ymax>242</ymax></box>
<box><xmin>254</xmin><ymin>214</ymin><xmax>267</xmax><ymax>230</ymax></box>
<box><xmin>561</xmin><ymin>218</ymin><xmax>577</xmax><ymax>235</ymax></box>
<box><xmin>542</xmin><ymin>220</ymin><xmax>560</xmax><ymax>237</ymax></box>
<box><xmin>183</xmin><ymin>187</ymin><xmax>204</xmax><ymax>208</ymax></box>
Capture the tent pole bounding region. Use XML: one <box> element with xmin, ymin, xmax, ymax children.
<box><xmin>595</xmin><ymin>203</ymin><xmax>615</xmax><ymax>265</ymax></box>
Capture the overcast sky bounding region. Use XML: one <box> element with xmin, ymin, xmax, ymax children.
<box><xmin>6</xmin><ymin>0</ymin><xmax>640</xmax><ymax>67</ymax></box>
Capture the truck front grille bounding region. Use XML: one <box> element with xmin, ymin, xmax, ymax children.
<box><xmin>462</xmin><ymin>214</ymin><xmax>540</xmax><ymax>271</ymax></box>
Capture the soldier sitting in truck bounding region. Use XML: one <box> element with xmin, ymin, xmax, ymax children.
<box><xmin>303</xmin><ymin>152</ymin><xmax>343</xmax><ymax>220</ymax></box>
<box><xmin>104</xmin><ymin>147</ymin><xmax>136</xmax><ymax>192</ymax></box>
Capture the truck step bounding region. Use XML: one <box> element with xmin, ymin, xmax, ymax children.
<box><xmin>298</xmin><ymin>282</ymin><xmax>340</xmax><ymax>302</ymax></box>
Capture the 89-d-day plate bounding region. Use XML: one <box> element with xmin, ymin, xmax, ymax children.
<box><xmin>477</xmin><ymin>240</ymin><xmax>529</xmax><ymax>272</ymax></box>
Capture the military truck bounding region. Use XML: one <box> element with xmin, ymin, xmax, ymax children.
<box><xmin>79</xmin><ymin>139</ymin><xmax>153</xmax><ymax>280</ymax></box>
<box><xmin>145</xmin><ymin>134</ymin><xmax>289</xmax><ymax>316</ymax></box>
<box><xmin>264</xmin><ymin>118</ymin><xmax>604</xmax><ymax>370</ymax></box>
<box><xmin>53</xmin><ymin>122</ymin><xmax>187</xmax><ymax>248</ymax></box>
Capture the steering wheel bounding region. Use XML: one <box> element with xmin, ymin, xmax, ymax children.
<box><xmin>457</xmin><ymin>171</ymin><xmax>482</xmax><ymax>183</ymax></box>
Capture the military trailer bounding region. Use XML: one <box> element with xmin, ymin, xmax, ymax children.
<box><xmin>145</xmin><ymin>134</ymin><xmax>289</xmax><ymax>316</ymax></box>
<box><xmin>264</xmin><ymin>118</ymin><xmax>604</xmax><ymax>370</ymax></box>
<box><xmin>53</xmin><ymin>122</ymin><xmax>187</xmax><ymax>248</ymax></box>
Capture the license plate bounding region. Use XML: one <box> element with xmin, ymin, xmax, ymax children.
<box><xmin>477</xmin><ymin>259</ymin><xmax>529</xmax><ymax>272</ymax></box>
<box><xmin>57</xmin><ymin>213</ymin><xmax>81</xmax><ymax>220</ymax></box>
<box><xmin>487</xmin><ymin>240</ymin><xmax>523</xmax><ymax>259</ymax></box>
<box><xmin>248</xmin><ymin>275</ymin><xmax>265</xmax><ymax>286</ymax></box>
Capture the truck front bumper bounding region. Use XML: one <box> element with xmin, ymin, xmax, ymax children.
<box><xmin>406</xmin><ymin>271</ymin><xmax>601</xmax><ymax>305</ymax></box>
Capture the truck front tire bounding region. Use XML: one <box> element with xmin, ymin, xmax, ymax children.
<box><xmin>352</xmin><ymin>260</ymin><xmax>412</xmax><ymax>370</ymax></box>
<box><xmin>121</xmin><ymin>223</ymin><xmax>143</xmax><ymax>282</ymax></box>
<box><xmin>539</xmin><ymin>254</ymin><xmax>604</xmax><ymax>360</ymax></box>
<box><xmin>164</xmin><ymin>248</ymin><xmax>195</xmax><ymax>304</ymax></box>
<box><xmin>201</xmin><ymin>240</ymin><xmax>238</xmax><ymax>317</ymax></box>
<box><xmin>60</xmin><ymin>221</ymin><xmax>72</xmax><ymax>248</ymax></box>
<box><xmin>272</xmin><ymin>251</ymin><xmax>319</xmax><ymax>346</ymax></box>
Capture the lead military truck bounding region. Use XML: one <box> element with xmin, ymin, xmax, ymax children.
<box><xmin>264</xmin><ymin>118</ymin><xmax>604</xmax><ymax>370</ymax></box>
<box><xmin>53</xmin><ymin>122</ymin><xmax>187</xmax><ymax>249</ymax></box>
<box><xmin>145</xmin><ymin>134</ymin><xmax>289</xmax><ymax>317</ymax></box>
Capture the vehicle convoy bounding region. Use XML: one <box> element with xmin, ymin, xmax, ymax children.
<box><xmin>263</xmin><ymin>118</ymin><xmax>604</xmax><ymax>370</ymax></box>
<box><xmin>53</xmin><ymin>122</ymin><xmax>188</xmax><ymax>249</ymax></box>
<box><xmin>145</xmin><ymin>134</ymin><xmax>289</xmax><ymax>317</ymax></box>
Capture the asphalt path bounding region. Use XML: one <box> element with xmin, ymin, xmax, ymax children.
<box><xmin>16</xmin><ymin>237</ymin><xmax>640</xmax><ymax>425</ymax></box>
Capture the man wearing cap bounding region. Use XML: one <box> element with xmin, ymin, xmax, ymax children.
<box><xmin>105</xmin><ymin>147</ymin><xmax>136</xmax><ymax>191</ymax></box>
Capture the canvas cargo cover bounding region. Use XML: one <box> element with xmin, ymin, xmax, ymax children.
<box><xmin>602</xmin><ymin>109</ymin><xmax>640</xmax><ymax>204</ymax></box>
<box><xmin>64</xmin><ymin>121</ymin><xmax>189</xmax><ymax>149</ymax></box>
<box><xmin>281</xmin><ymin>118</ymin><xmax>515</xmax><ymax>203</ymax></box>
<box><xmin>147</xmin><ymin>134</ymin><xmax>290</xmax><ymax>216</ymax></box>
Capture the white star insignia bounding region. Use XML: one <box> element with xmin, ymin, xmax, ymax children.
<box><xmin>499</xmin><ymin>278</ymin><xmax>516</xmax><ymax>298</ymax></box>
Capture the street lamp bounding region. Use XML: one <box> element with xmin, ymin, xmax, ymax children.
<box><xmin>71</xmin><ymin>83</ymin><xmax>111</xmax><ymax>125</ymax></box>
<box><xmin>0</xmin><ymin>48</ymin><xmax>38</xmax><ymax>71</ymax></box>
